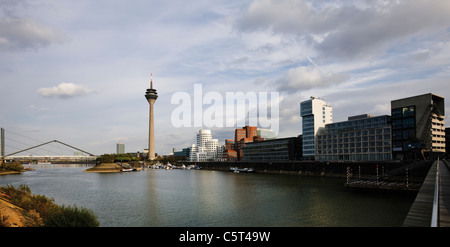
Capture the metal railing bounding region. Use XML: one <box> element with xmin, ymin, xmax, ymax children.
<box><xmin>431</xmin><ymin>158</ymin><xmax>439</xmax><ymax>227</ymax></box>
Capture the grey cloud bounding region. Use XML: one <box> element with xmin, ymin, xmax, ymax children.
<box><xmin>236</xmin><ymin>0</ymin><xmax>314</xmax><ymax>34</ymax></box>
<box><xmin>236</xmin><ymin>0</ymin><xmax>450</xmax><ymax>60</ymax></box>
<box><xmin>0</xmin><ymin>17</ymin><xmax>65</xmax><ymax>52</ymax></box>
<box><xmin>316</xmin><ymin>1</ymin><xmax>450</xmax><ymax>59</ymax></box>
<box><xmin>276</xmin><ymin>65</ymin><xmax>349</xmax><ymax>93</ymax></box>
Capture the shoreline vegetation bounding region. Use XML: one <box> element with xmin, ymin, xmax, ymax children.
<box><xmin>0</xmin><ymin>162</ymin><xmax>99</xmax><ymax>227</ymax></box>
<box><xmin>0</xmin><ymin>184</ymin><xmax>99</xmax><ymax>227</ymax></box>
<box><xmin>0</xmin><ymin>161</ymin><xmax>31</xmax><ymax>176</ymax></box>
<box><xmin>83</xmin><ymin>162</ymin><xmax>124</xmax><ymax>173</ymax></box>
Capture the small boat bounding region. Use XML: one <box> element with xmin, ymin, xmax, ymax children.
<box><xmin>229</xmin><ymin>167</ymin><xmax>254</xmax><ymax>173</ymax></box>
<box><xmin>37</xmin><ymin>162</ymin><xmax>52</xmax><ymax>165</ymax></box>
<box><xmin>120</xmin><ymin>168</ymin><xmax>136</xmax><ymax>172</ymax></box>
<box><xmin>186</xmin><ymin>164</ymin><xmax>201</xmax><ymax>170</ymax></box>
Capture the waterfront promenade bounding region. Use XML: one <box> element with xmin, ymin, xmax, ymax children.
<box><xmin>403</xmin><ymin>159</ymin><xmax>450</xmax><ymax>227</ymax></box>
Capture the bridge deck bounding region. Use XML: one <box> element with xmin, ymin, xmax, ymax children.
<box><xmin>403</xmin><ymin>160</ymin><xmax>450</xmax><ymax>227</ymax></box>
<box><xmin>438</xmin><ymin>160</ymin><xmax>450</xmax><ymax>226</ymax></box>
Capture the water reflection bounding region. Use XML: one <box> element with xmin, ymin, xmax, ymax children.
<box><xmin>0</xmin><ymin>164</ymin><xmax>415</xmax><ymax>227</ymax></box>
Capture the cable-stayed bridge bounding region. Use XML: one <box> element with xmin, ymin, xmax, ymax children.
<box><xmin>1</xmin><ymin>128</ymin><xmax>97</xmax><ymax>163</ymax></box>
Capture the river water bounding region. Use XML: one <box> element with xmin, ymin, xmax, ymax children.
<box><xmin>0</xmin><ymin>164</ymin><xmax>415</xmax><ymax>227</ymax></box>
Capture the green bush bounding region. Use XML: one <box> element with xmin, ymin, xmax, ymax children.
<box><xmin>1</xmin><ymin>184</ymin><xmax>57</xmax><ymax>218</ymax></box>
<box><xmin>1</xmin><ymin>185</ymin><xmax>99</xmax><ymax>227</ymax></box>
<box><xmin>0</xmin><ymin>162</ymin><xmax>24</xmax><ymax>172</ymax></box>
<box><xmin>44</xmin><ymin>204</ymin><xmax>99</xmax><ymax>227</ymax></box>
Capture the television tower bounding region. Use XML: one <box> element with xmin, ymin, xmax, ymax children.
<box><xmin>145</xmin><ymin>74</ymin><xmax>158</xmax><ymax>160</ymax></box>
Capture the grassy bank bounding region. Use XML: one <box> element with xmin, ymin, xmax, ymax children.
<box><xmin>83</xmin><ymin>162</ymin><xmax>123</xmax><ymax>172</ymax></box>
<box><xmin>0</xmin><ymin>184</ymin><xmax>99</xmax><ymax>227</ymax></box>
<box><xmin>0</xmin><ymin>161</ymin><xmax>26</xmax><ymax>175</ymax></box>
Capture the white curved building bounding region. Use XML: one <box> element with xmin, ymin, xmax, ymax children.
<box><xmin>190</xmin><ymin>130</ymin><xmax>221</xmax><ymax>161</ymax></box>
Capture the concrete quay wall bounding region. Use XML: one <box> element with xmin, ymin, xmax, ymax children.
<box><xmin>183</xmin><ymin>160</ymin><xmax>432</xmax><ymax>180</ymax></box>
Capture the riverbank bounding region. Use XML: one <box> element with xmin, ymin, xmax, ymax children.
<box><xmin>0</xmin><ymin>161</ymin><xmax>32</xmax><ymax>176</ymax></box>
<box><xmin>0</xmin><ymin>184</ymin><xmax>99</xmax><ymax>227</ymax></box>
<box><xmin>84</xmin><ymin>163</ymin><xmax>123</xmax><ymax>172</ymax></box>
<box><xmin>0</xmin><ymin>171</ymin><xmax>21</xmax><ymax>176</ymax></box>
<box><xmin>83</xmin><ymin>163</ymin><xmax>141</xmax><ymax>173</ymax></box>
<box><xmin>0</xmin><ymin>169</ymin><xmax>34</xmax><ymax>176</ymax></box>
<box><xmin>0</xmin><ymin>197</ymin><xmax>30</xmax><ymax>227</ymax></box>
<box><xmin>0</xmin><ymin>186</ymin><xmax>43</xmax><ymax>227</ymax></box>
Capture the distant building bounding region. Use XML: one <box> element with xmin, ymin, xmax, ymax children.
<box><xmin>189</xmin><ymin>130</ymin><xmax>220</xmax><ymax>162</ymax></box>
<box><xmin>316</xmin><ymin>114</ymin><xmax>392</xmax><ymax>162</ymax></box>
<box><xmin>174</xmin><ymin>147</ymin><xmax>191</xmax><ymax>158</ymax></box>
<box><xmin>116</xmin><ymin>142</ymin><xmax>125</xmax><ymax>154</ymax></box>
<box><xmin>235</xmin><ymin>126</ymin><xmax>259</xmax><ymax>159</ymax></box>
<box><xmin>300</xmin><ymin>97</ymin><xmax>333</xmax><ymax>159</ymax></box>
<box><xmin>222</xmin><ymin>126</ymin><xmax>266</xmax><ymax>161</ymax></box>
<box><xmin>242</xmin><ymin>136</ymin><xmax>302</xmax><ymax>161</ymax></box>
<box><xmin>223</xmin><ymin>139</ymin><xmax>238</xmax><ymax>161</ymax></box>
<box><xmin>391</xmin><ymin>93</ymin><xmax>445</xmax><ymax>160</ymax></box>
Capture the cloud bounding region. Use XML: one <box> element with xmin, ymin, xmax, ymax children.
<box><xmin>0</xmin><ymin>17</ymin><xmax>65</xmax><ymax>52</ymax></box>
<box><xmin>236</xmin><ymin>0</ymin><xmax>450</xmax><ymax>60</ymax></box>
<box><xmin>29</xmin><ymin>104</ymin><xmax>49</xmax><ymax>111</ymax></box>
<box><xmin>2</xmin><ymin>0</ymin><xmax>449</xmax><ymax>155</ymax></box>
<box><xmin>315</xmin><ymin>1</ymin><xmax>450</xmax><ymax>60</ymax></box>
<box><xmin>37</xmin><ymin>82</ymin><xmax>95</xmax><ymax>99</ymax></box>
<box><xmin>276</xmin><ymin>65</ymin><xmax>348</xmax><ymax>92</ymax></box>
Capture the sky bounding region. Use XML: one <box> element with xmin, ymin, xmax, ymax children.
<box><xmin>1</xmin><ymin>0</ymin><xmax>450</xmax><ymax>156</ymax></box>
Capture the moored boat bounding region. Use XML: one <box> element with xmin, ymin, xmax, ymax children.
<box><xmin>120</xmin><ymin>168</ymin><xmax>136</xmax><ymax>172</ymax></box>
<box><xmin>229</xmin><ymin>167</ymin><xmax>254</xmax><ymax>173</ymax></box>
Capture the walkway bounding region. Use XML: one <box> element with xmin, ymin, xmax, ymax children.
<box><xmin>403</xmin><ymin>159</ymin><xmax>450</xmax><ymax>227</ymax></box>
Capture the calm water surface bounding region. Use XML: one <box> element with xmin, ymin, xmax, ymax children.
<box><xmin>0</xmin><ymin>164</ymin><xmax>415</xmax><ymax>227</ymax></box>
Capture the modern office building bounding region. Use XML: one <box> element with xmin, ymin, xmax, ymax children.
<box><xmin>391</xmin><ymin>93</ymin><xmax>445</xmax><ymax>160</ymax></box>
<box><xmin>174</xmin><ymin>147</ymin><xmax>191</xmax><ymax>158</ymax></box>
<box><xmin>242</xmin><ymin>136</ymin><xmax>302</xmax><ymax>161</ymax></box>
<box><xmin>189</xmin><ymin>130</ymin><xmax>220</xmax><ymax>162</ymax></box>
<box><xmin>116</xmin><ymin>142</ymin><xmax>125</xmax><ymax>154</ymax></box>
<box><xmin>197</xmin><ymin>129</ymin><xmax>213</xmax><ymax>147</ymax></box>
<box><xmin>300</xmin><ymin>97</ymin><xmax>333</xmax><ymax>159</ymax></box>
<box><xmin>316</xmin><ymin>114</ymin><xmax>392</xmax><ymax>161</ymax></box>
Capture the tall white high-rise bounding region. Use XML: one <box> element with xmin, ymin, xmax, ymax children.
<box><xmin>197</xmin><ymin>129</ymin><xmax>212</xmax><ymax>147</ymax></box>
<box><xmin>190</xmin><ymin>130</ymin><xmax>220</xmax><ymax>161</ymax></box>
<box><xmin>116</xmin><ymin>142</ymin><xmax>125</xmax><ymax>154</ymax></box>
<box><xmin>300</xmin><ymin>96</ymin><xmax>332</xmax><ymax>158</ymax></box>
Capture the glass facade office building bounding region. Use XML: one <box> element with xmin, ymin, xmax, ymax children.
<box><xmin>316</xmin><ymin>114</ymin><xmax>392</xmax><ymax>161</ymax></box>
<box><xmin>242</xmin><ymin>137</ymin><xmax>302</xmax><ymax>161</ymax></box>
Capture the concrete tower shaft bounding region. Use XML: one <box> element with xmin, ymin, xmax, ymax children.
<box><xmin>145</xmin><ymin>74</ymin><xmax>158</xmax><ymax>160</ymax></box>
